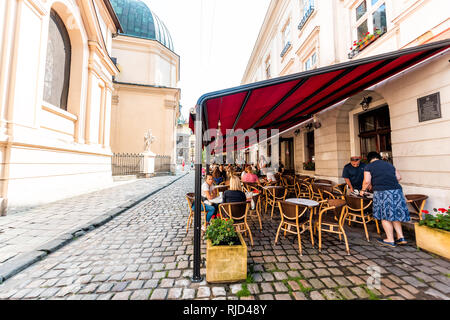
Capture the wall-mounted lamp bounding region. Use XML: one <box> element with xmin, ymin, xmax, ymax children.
<box><xmin>313</xmin><ymin>115</ymin><xmax>322</xmax><ymax>129</ymax></box>
<box><xmin>360</xmin><ymin>96</ymin><xmax>373</xmax><ymax>111</ymax></box>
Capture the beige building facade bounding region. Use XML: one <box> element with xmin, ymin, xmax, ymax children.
<box><xmin>242</xmin><ymin>0</ymin><xmax>450</xmax><ymax>210</ymax></box>
<box><xmin>0</xmin><ymin>0</ymin><xmax>122</xmax><ymax>214</ymax></box>
<box><xmin>110</xmin><ymin>0</ymin><xmax>180</xmax><ymax>161</ymax></box>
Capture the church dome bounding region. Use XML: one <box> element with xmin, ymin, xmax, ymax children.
<box><xmin>110</xmin><ymin>0</ymin><xmax>174</xmax><ymax>51</ymax></box>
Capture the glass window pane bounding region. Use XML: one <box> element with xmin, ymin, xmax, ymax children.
<box><xmin>371</xmin><ymin>0</ymin><xmax>379</xmax><ymax>6</ymax></box>
<box><xmin>373</xmin><ymin>3</ymin><xmax>387</xmax><ymax>33</ymax></box>
<box><xmin>357</xmin><ymin>20</ymin><xmax>368</xmax><ymax>40</ymax></box>
<box><xmin>356</xmin><ymin>1</ymin><xmax>367</xmax><ymax>20</ymax></box>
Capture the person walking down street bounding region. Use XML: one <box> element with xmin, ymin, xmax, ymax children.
<box><xmin>360</xmin><ymin>152</ymin><xmax>410</xmax><ymax>248</ymax></box>
<box><xmin>343</xmin><ymin>156</ymin><xmax>366</xmax><ymax>193</ymax></box>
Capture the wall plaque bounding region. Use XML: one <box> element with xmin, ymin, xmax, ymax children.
<box><xmin>418</xmin><ymin>92</ymin><xmax>441</xmax><ymax>122</ymax></box>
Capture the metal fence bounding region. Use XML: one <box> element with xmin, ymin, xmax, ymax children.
<box><xmin>112</xmin><ymin>153</ymin><xmax>144</xmax><ymax>176</ymax></box>
<box><xmin>155</xmin><ymin>155</ymin><xmax>172</xmax><ymax>173</ymax></box>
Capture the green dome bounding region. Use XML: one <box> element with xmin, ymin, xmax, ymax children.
<box><xmin>110</xmin><ymin>0</ymin><xmax>174</xmax><ymax>51</ymax></box>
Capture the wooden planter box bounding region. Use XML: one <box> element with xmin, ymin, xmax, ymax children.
<box><xmin>206</xmin><ymin>233</ymin><xmax>247</xmax><ymax>283</ymax></box>
<box><xmin>415</xmin><ymin>223</ymin><xmax>450</xmax><ymax>260</ymax></box>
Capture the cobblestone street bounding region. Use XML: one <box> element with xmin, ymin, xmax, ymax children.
<box><xmin>0</xmin><ymin>172</ymin><xmax>448</xmax><ymax>300</ymax></box>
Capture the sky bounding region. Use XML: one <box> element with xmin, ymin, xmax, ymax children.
<box><xmin>144</xmin><ymin>0</ymin><xmax>271</xmax><ymax>120</ymax></box>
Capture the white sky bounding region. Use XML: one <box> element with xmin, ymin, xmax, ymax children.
<box><xmin>144</xmin><ymin>0</ymin><xmax>271</xmax><ymax>119</ymax></box>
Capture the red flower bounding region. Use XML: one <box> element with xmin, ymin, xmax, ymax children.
<box><xmin>438</xmin><ymin>208</ymin><xmax>447</xmax><ymax>213</ymax></box>
<box><xmin>422</xmin><ymin>210</ymin><xmax>429</xmax><ymax>214</ymax></box>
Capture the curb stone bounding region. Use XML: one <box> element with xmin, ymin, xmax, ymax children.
<box><xmin>0</xmin><ymin>172</ymin><xmax>189</xmax><ymax>285</ymax></box>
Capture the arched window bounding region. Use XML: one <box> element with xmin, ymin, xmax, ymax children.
<box><xmin>43</xmin><ymin>10</ymin><xmax>71</xmax><ymax>111</ymax></box>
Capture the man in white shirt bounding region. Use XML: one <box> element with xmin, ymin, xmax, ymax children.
<box><xmin>195</xmin><ymin>174</ymin><xmax>217</xmax><ymax>230</ymax></box>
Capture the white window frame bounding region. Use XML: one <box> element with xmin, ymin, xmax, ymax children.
<box><xmin>353</xmin><ymin>0</ymin><xmax>387</xmax><ymax>42</ymax></box>
<box><xmin>304</xmin><ymin>51</ymin><xmax>318</xmax><ymax>71</ymax></box>
<box><xmin>282</xmin><ymin>19</ymin><xmax>291</xmax><ymax>50</ymax></box>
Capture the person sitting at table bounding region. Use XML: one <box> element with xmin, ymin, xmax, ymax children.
<box><xmin>342</xmin><ymin>155</ymin><xmax>367</xmax><ymax>193</ymax></box>
<box><xmin>193</xmin><ymin>174</ymin><xmax>217</xmax><ymax>230</ymax></box>
<box><xmin>242</xmin><ymin>166</ymin><xmax>259</xmax><ymax>183</ymax></box>
<box><xmin>218</xmin><ymin>164</ymin><xmax>227</xmax><ymax>180</ymax></box>
<box><xmin>212</xmin><ymin>167</ymin><xmax>224</xmax><ymax>185</ymax></box>
<box><xmin>223</xmin><ymin>176</ymin><xmax>247</xmax><ymax>203</ymax></box>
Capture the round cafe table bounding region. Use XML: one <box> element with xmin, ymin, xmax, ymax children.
<box><xmin>286</xmin><ymin>198</ymin><xmax>319</xmax><ymax>207</ymax></box>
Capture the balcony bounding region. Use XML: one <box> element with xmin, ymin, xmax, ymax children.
<box><xmin>298</xmin><ymin>5</ymin><xmax>315</xmax><ymax>31</ymax></box>
<box><xmin>280</xmin><ymin>42</ymin><xmax>292</xmax><ymax>58</ymax></box>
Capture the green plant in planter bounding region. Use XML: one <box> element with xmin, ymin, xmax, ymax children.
<box><xmin>205</xmin><ymin>218</ymin><xmax>240</xmax><ymax>246</ymax></box>
<box><xmin>419</xmin><ymin>207</ymin><xmax>450</xmax><ymax>231</ymax></box>
<box><xmin>303</xmin><ymin>161</ymin><xmax>315</xmax><ymax>171</ymax></box>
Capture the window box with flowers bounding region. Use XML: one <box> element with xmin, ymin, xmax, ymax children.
<box><xmin>415</xmin><ymin>207</ymin><xmax>450</xmax><ymax>259</ymax></box>
<box><xmin>348</xmin><ymin>29</ymin><xmax>385</xmax><ymax>59</ymax></box>
<box><xmin>205</xmin><ymin>218</ymin><xmax>247</xmax><ymax>283</ymax></box>
<box><xmin>303</xmin><ymin>160</ymin><xmax>315</xmax><ymax>171</ymax></box>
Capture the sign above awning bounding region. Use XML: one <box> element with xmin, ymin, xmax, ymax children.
<box><xmin>190</xmin><ymin>39</ymin><xmax>450</xmax><ymax>152</ymax></box>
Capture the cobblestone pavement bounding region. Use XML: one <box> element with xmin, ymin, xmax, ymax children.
<box><xmin>0</xmin><ymin>172</ymin><xmax>188</xmax><ymax>265</ymax></box>
<box><xmin>0</xmin><ymin>172</ymin><xmax>448</xmax><ymax>300</ymax></box>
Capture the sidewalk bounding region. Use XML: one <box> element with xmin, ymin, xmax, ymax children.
<box><xmin>0</xmin><ymin>171</ymin><xmax>190</xmax><ymax>283</ymax></box>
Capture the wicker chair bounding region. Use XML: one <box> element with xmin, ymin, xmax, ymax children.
<box><xmin>246</xmin><ymin>188</ymin><xmax>263</xmax><ymax>231</ymax></box>
<box><xmin>215</xmin><ymin>185</ymin><xmax>229</xmax><ymax>194</ymax></box>
<box><xmin>310</xmin><ymin>183</ymin><xmax>323</xmax><ymax>202</ymax></box>
<box><xmin>219</xmin><ymin>202</ymin><xmax>253</xmax><ymax>246</ymax></box>
<box><xmin>266</xmin><ymin>186</ymin><xmax>288</xmax><ymax>219</ymax></box>
<box><xmin>315</xmin><ymin>199</ymin><xmax>350</xmax><ymax>255</ymax></box>
<box><xmin>333</xmin><ymin>183</ymin><xmax>347</xmax><ymax>199</ymax></box>
<box><xmin>405</xmin><ymin>194</ymin><xmax>428</xmax><ymax>220</ymax></box>
<box><xmin>282</xmin><ymin>175</ymin><xmax>297</xmax><ymax>197</ymax></box>
<box><xmin>185</xmin><ymin>193</ymin><xmax>208</xmax><ymax>233</ymax></box>
<box><xmin>295</xmin><ymin>182</ymin><xmax>312</xmax><ymax>199</ymax></box>
<box><xmin>275</xmin><ymin>201</ymin><xmax>314</xmax><ymax>256</ymax></box>
<box><xmin>345</xmin><ymin>195</ymin><xmax>380</xmax><ymax>242</ymax></box>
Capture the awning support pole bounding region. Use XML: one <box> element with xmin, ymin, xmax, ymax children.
<box><xmin>192</xmin><ymin>104</ymin><xmax>203</xmax><ymax>283</ymax></box>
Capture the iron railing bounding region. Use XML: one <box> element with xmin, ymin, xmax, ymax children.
<box><xmin>155</xmin><ymin>155</ymin><xmax>172</xmax><ymax>173</ymax></box>
<box><xmin>112</xmin><ymin>153</ymin><xmax>144</xmax><ymax>176</ymax></box>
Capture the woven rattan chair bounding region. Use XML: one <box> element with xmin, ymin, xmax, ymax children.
<box><xmin>310</xmin><ymin>183</ymin><xmax>323</xmax><ymax>202</ymax></box>
<box><xmin>214</xmin><ymin>185</ymin><xmax>229</xmax><ymax>194</ymax></box>
<box><xmin>316</xmin><ymin>199</ymin><xmax>350</xmax><ymax>255</ymax></box>
<box><xmin>185</xmin><ymin>193</ymin><xmax>208</xmax><ymax>233</ymax></box>
<box><xmin>275</xmin><ymin>201</ymin><xmax>314</xmax><ymax>256</ymax></box>
<box><xmin>332</xmin><ymin>183</ymin><xmax>347</xmax><ymax>199</ymax></box>
<box><xmin>295</xmin><ymin>182</ymin><xmax>312</xmax><ymax>199</ymax></box>
<box><xmin>345</xmin><ymin>195</ymin><xmax>380</xmax><ymax>242</ymax></box>
<box><xmin>405</xmin><ymin>194</ymin><xmax>428</xmax><ymax>220</ymax></box>
<box><xmin>246</xmin><ymin>188</ymin><xmax>263</xmax><ymax>230</ymax></box>
<box><xmin>219</xmin><ymin>202</ymin><xmax>253</xmax><ymax>246</ymax></box>
<box><xmin>282</xmin><ymin>175</ymin><xmax>297</xmax><ymax>197</ymax></box>
<box><xmin>266</xmin><ymin>186</ymin><xmax>288</xmax><ymax>219</ymax></box>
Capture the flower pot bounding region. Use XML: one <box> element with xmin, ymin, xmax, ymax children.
<box><xmin>206</xmin><ymin>233</ymin><xmax>247</xmax><ymax>283</ymax></box>
<box><xmin>415</xmin><ymin>223</ymin><xmax>450</xmax><ymax>259</ymax></box>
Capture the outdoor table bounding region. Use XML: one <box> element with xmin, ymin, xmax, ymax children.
<box><xmin>286</xmin><ymin>198</ymin><xmax>319</xmax><ymax>207</ymax></box>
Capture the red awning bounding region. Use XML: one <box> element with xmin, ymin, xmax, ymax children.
<box><xmin>190</xmin><ymin>39</ymin><xmax>450</xmax><ymax>152</ymax></box>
